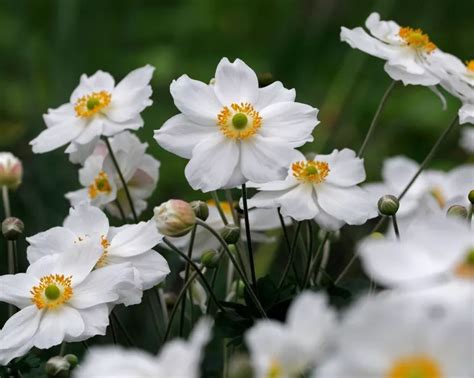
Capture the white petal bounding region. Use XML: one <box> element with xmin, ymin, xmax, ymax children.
<box><xmin>70</xmin><ymin>71</ymin><xmax>115</xmax><ymax>102</ymax></box>
<box><xmin>109</xmin><ymin>221</ymin><xmax>162</xmax><ymax>257</ymax></box>
<box><xmin>155</xmin><ymin>114</ymin><xmax>215</xmax><ymax>159</ymax></box>
<box><xmin>279</xmin><ymin>184</ymin><xmax>320</xmax><ymax>221</ymax></box>
<box><xmin>214</xmin><ymin>57</ymin><xmax>259</xmax><ymax>105</ymax></box>
<box><xmin>255</xmin><ymin>81</ymin><xmax>296</xmax><ymax>110</ymax></box>
<box><xmin>340</xmin><ymin>26</ymin><xmax>394</xmax><ymax>60</ymax></box>
<box><xmin>65</xmin><ymin>188</ymin><xmax>90</xmax><ymax>207</ymax></box>
<box><xmin>0</xmin><ymin>273</ymin><xmax>37</xmax><ymax>308</ymax></box>
<box><xmin>170</xmin><ymin>74</ymin><xmax>222</xmax><ymax>125</ymax></box>
<box><xmin>102</xmin><ymin>115</ymin><xmax>144</xmax><ymax>136</ymax></box>
<box><xmin>384</xmin><ymin>61</ymin><xmax>440</xmax><ymax>86</ymax></box>
<box><xmin>185</xmin><ymin>134</ymin><xmax>240</xmax><ymax>192</ymax></box>
<box><xmin>0</xmin><ymin>305</ymin><xmax>41</xmax><ymax>353</ymax></box>
<box><xmin>316</xmin><ymin>148</ymin><xmax>366</xmax><ymax>187</ymax></box>
<box><xmin>69</xmin><ymin>304</ymin><xmax>109</xmax><ymax>341</ymax></box>
<box><xmin>259</xmin><ymin>102</ymin><xmax>318</xmax><ymax>146</ymax></box>
<box><xmin>459</xmin><ymin>103</ymin><xmax>474</xmax><ymax>125</ymax></box>
<box><xmin>313</xmin><ymin>207</ymin><xmax>345</xmax><ymax>231</ymax></box>
<box><xmin>64</xmin><ymin>204</ymin><xmax>110</xmax><ymax>238</ymax></box>
<box><xmin>26</xmin><ymin>227</ymin><xmax>77</xmax><ymax>263</ymax></box>
<box><xmin>74</xmin><ymin>118</ymin><xmax>105</xmax><ymax>145</ymax></box>
<box><xmin>30</xmin><ymin>121</ymin><xmax>84</xmax><ymax>153</ymax></box>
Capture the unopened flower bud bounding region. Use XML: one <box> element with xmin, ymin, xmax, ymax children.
<box><xmin>64</xmin><ymin>354</ymin><xmax>78</xmax><ymax>368</ymax></box>
<box><xmin>154</xmin><ymin>200</ymin><xmax>196</xmax><ymax>237</ymax></box>
<box><xmin>468</xmin><ymin>190</ymin><xmax>474</xmax><ymax>205</ymax></box>
<box><xmin>447</xmin><ymin>205</ymin><xmax>468</xmax><ymax>220</ymax></box>
<box><xmin>164</xmin><ymin>292</ymin><xmax>177</xmax><ymax>309</ymax></box>
<box><xmin>190</xmin><ymin>200</ymin><xmax>209</xmax><ymax>221</ymax></box>
<box><xmin>2</xmin><ymin>217</ymin><xmax>24</xmax><ymax>240</ymax></box>
<box><xmin>0</xmin><ymin>152</ymin><xmax>23</xmax><ymax>190</ymax></box>
<box><xmin>45</xmin><ymin>356</ymin><xmax>70</xmax><ymax>377</ymax></box>
<box><xmin>378</xmin><ymin>195</ymin><xmax>399</xmax><ymax>216</ymax></box>
<box><xmin>200</xmin><ymin>249</ymin><xmax>220</xmax><ymax>268</ymax></box>
<box><xmin>221</xmin><ymin>224</ymin><xmax>240</xmax><ymax>244</ymax></box>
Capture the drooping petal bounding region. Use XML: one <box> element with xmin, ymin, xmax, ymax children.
<box><xmin>102</xmin><ymin>115</ymin><xmax>144</xmax><ymax>136</ymax></box>
<box><xmin>255</xmin><ymin>81</ymin><xmax>296</xmax><ymax>110</ymax></box>
<box><xmin>0</xmin><ymin>273</ymin><xmax>37</xmax><ymax>308</ymax></box>
<box><xmin>69</xmin><ymin>304</ymin><xmax>110</xmax><ymax>341</ymax></box>
<box><xmin>74</xmin><ymin>118</ymin><xmax>105</xmax><ymax>145</ymax></box>
<box><xmin>64</xmin><ymin>204</ymin><xmax>110</xmax><ymax>239</ymax></box>
<box><xmin>340</xmin><ymin>26</ymin><xmax>395</xmax><ymax>60</ymax></box>
<box><xmin>26</xmin><ymin>227</ymin><xmax>77</xmax><ymax>263</ymax></box>
<box><xmin>316</xmin><ymin>149</ymin><xmax>366</xmax><ymax>187</ymax></box>
<box><xmin>384</xmin><ymin>61</ymin><xmax>440</xmax><ymax>86</ymax></box>
<box><xmin>109</xmin><ymin>221</ymin><xmax>162</xmax><ymax>258</ymax></box>
<box><xmin>214</xmin><ymin>58</ymin><xmax>259</xmax><ymax>105</ymax></box>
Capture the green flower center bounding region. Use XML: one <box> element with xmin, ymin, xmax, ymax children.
<box><xmin>87</xmin><ymin>97</ymin><xmax>101</xmax><ymax>110</ymax></box>
<box><xmin>45</xmin><ymin>284</ymin><xmax>61</xmax><ymax>300</ymax></box>
<box><xmin>232</xmin><ymin>113</ymin><xmax>248</xmax><ymax>130</ymax></box>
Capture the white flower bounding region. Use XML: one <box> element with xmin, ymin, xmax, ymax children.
<box><xmin>460</xmin><ymin>126</ymin><xmax>474</xmax><ymax>153</ymax></box>
<box><xmin>358</xmin><ymin>216</ymin><xmax>474</xmax><ymax>287</ymax></box>
<box><xmin>315</xmin><ymin>291</ymin><xmax>473</xmax><ymax>378</ymax></box>
<box><xmin>74</xmin><ymin>318</ymin><xmax>213</xmax><ymax>378</ymax></box>
<box><xmin>154</xmin><ymin>57</ymin><xmax>319</xmax><ymax>192</ymax></box>
<box><xmin>66</xmin><ymin>131</ymin><xmax>160</xmax><ymax>219</ymax></box>
<box><xmin>30</xmin><ymin>65</ymin><xmax>154</xmax><ymax>153</ymax></box>
<box><xmin>245</xmin><ymin>292</ymin><xmax>336</xmax><ymax>378</ymax></box>
<box><xmin>26</xmin><ymin>204</ymin><xmax>169</xmax><ymax>305</ymax></box>
<box><xmin>0</xmin><ymin>239</ymin><xmax>136</xmax><ymax>364</ymax></box>
<box><xmin>0</xmin><ymin>152</ymin><xmax>23</xmax><ymax>189</ymax></box>
<box><xmin>247</xmin><ymin>149</ymin><xmax>377</xmax><ymax>231</ymax></box>
<box><xmin>340</xmin><ymin>12</ymin><xmax>440</xmax><ymax>86</ymax></box>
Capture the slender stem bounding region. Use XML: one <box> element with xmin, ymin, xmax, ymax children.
<box><xmin>195</xmin><ymin>219</ymin><xmax>267</xmax><ymax>318</ymax></box>
<box><xmin>161</xmin><ymin>238</ymin><xmax>224</xmax><ymax>312</ymax></box>
<box><xmin>115</xmin><ymin>199</ymin><xmax>126</xmax><ymax>221</ymax></box>
<box><xmin>303</xmin><ymin>232</ymin><xmax>330</xmax><ymax>288</ymax></box>
<box><xmin>147</xmin><ymin>291</ymin><xmax>163</xmax><ymax>344</ymax></box>
<box><xmin>316</xmin><ymin>240</ymin><xmax>331</xmax><ymax>285</ymax></box>
<box><xmin>358</xmin><ymin>80</ymin><xmax>397</xmax><ymax>157</ymax></box>
<box><xmin>2</xmin><ymin>186</ymin><xmax>11</xmax><ymax>217</ymax></box>
<box><xmin>104</xmin><ymin>136</ymin><xmax>138</xmax><ymax>222</ymax></box>
<box><xmin>468</xmin><ymin>205</ymin><xmax>473</xmax><ymax>226</ymax></box>
<box><xmin>398</xmin><ymin>115</ymin><xmax>458</xmax><ymax>200</ymax></box>
<box><xmin>207</xmin><ymin>263</ymin><xmax>220</xmax><ymax>315</ymax></box>
<box><xmin>109</xmin><ymin>315</ymin><xmax>118</xmax><ymax>345</ymax></box>
<box><xmin>392</xmin><ymin>215</ymin><xmax>400</xmax><ymax>240</ymax></box>
<box><xmin>211</xmin><ymin>191</ymin><xmax>229</xmax><ymax>225</ymax></box>
<box><xmin>157</xmin><ymin>288</ymin><xmax>169</xmax><ymax>326</ymax></box>
<box><xmin>335</xmin><ymin>252</ymin><xmax>357</xmax><ymax>285</ymax></box>
<box><xmin>179</xmin><ymin>225</ymin><xmax>197</xmax><ymax>337</ymax></box>
<box><xmin>59</xmin><ymin>342</ymin><xmax>67</xmax><ymax>356</ymax></box>
<box><xmin>241</xmin><ymin>184</ymin><xmax>257</xmax><ymax>289</ymax></box>
<box><xmin>277</xmin><ymin>222</ymin><xmax>302</xmax><ymax>290</ymax></box>
<box><xmin>225</xmin><ymin>189</ymin><xmax>239</xmax><ymax>225</ymax></box>
<box><xmin>2</xmin><ymin>186</ymin><xmax>15</xmax><ymax>317</ymax></box>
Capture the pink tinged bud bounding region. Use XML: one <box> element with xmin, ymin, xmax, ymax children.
<box><xmin>154</xmin><ymin>199</ymin><xmax>196</xmax><ymax>237</ymax></box>
<box><xmin>0</xmin><ymin>152</ymin><xmax>23</xmax><ymax>190</ymax></box>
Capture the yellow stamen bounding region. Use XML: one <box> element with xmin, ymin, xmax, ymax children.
<box><xmin>31</xmin><ymin>274</ymin><xmax>73</xmax><ymax>310</ymax></box>
<box><xmin>88</xmin><ymin>171</ymin><xmax>112</xmax><ymax>199</ymax></box>
<box><xmin>399</xmin><ymin>27</ymin><xmax>436</xmax><ymax>53</ymax></box>
<box><xmin>217</xmin><ymin>102</ymin><xmax>262</xmax><ymax>140</ymax></box>
<box><xmin>387</xmin><ymin>356</ymin><xmax>442</xmax><ymax>378</ymax></box>
<box><xmin>465</xmin><ymin>60</ymin><xmax>474</xmax><ymax>72</ymax></box>
<box><xmin>430</xmin><ymin>187</ymin><xmax>446</xmax><ymax>208</ymax></box>
<box><xmin>267</xmin><ymin>359</ymin><xmax>283</xmax><ymax>378</ymax></box>
<box><xmin>75</xmin><ymin>90</ymin><xmax>112</xmax><ymax>118</ymax></box>
<box><xmin>206</xmin><ymin>199</ymin><xmax>233</xmax><ymax>215</ymax></box>
<box><xmin>455</xmin><ymin>248</ymin><xmax>474</xmax><ymax>279</ymax></box>
<box><xmin>95</xmin><ymin>235</ymin><xmax>110</xmax><ymax>268</ymax></box>
<box><xmin>292</xmin><ymin>160</ymin><xmax>330</xmax><ymax>183</ymax></box>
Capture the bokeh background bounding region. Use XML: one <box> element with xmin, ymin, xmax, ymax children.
<box><xmin>0</xmin><ymin>0</ymin><xmax>472</xmax><ymax>373</ymax></box>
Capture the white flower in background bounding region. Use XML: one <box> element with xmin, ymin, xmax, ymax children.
<box><xmin>154</xmin><ymin>57</ymin><xmax>319</xmax><ymax>192</ymax></box>
<box><xmin>0</xmin><ymin>152</ymin><xmax>23</xmax><ymax>189</ymax></box>
<box><xmin>315</xmin><ymin>292</ymin><xmax>473</xmax><ymax>378</ymax></box>
<box><xmin>0</xmin><ymin>239</ymin><xmax>136</xmax><ymax>364</ymax></box>
<box><xmin>27</xmin><ymin>204</ymin><xmax>169</xmax><ymax>305</ymax></box>
<box><xmin>460</xmin><ymin>126</ymin><xmax>474</xmax><ymax>153</ymax></box>
<box><xmin>358</xmin><ymin>216</ymin><xmax>474</xmax><ymax>287</ymax></box>
<box><xmin>74</xmin><ymin>318</ymin><xmax>213</xmax><ymax>378</ymax></box>
<box><xmin>170</xmin><ymin>200</ymin><xmax>291</xmax><ymax>258</ymax></box>
<box><xmin>341</xmin><ymin>12</ymin><xmax>441</xmax><ymax>86</ymax></box>
<box><xmin>245</xmin><ymin>292</ymin><xmax>336</xmax><ymax>378</ymax></box>
<box><xmin>30</xmin><ymin>65</ymin><xmax>155</xmax><ymax>153</ymax></box>
<box><xmin>247</xmin><ymin>149</ymin><xmax>377</xmax><ymax>231</ymax></box>
<box><xmin>66</xmin><ymin>132</ymin><xmax>160</xmax><ymax>219</ymax></box>
<box><xmin>179</xmin><ymin>269</ymin><xmax>207</xmax><ymax>313</ymax></box>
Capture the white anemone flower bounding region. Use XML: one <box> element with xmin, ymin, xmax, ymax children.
<box><xmin>460</xmin><ymin>126</ymin><xmax>474</xmax><ymax>153</ymax></box>
<box><xmin>247</xmin><ymin>149</ymin><xmax>377</xmax><ymax>231</ymax></box>
<box><xmin>358</xmin><ymin>216</ymin><xmax>474</xmax><ymax>287</ymax></box>
<box><xmin>66</xmin><ymin>131</ymin><xmax>160</xmax><ymax>219</ymax></box>
<box><xmin>26</xmin><ymin>204</ymin><xmax>169</xmax><ymax>305</ymax></box>
<box><xmin>245</xmin><ymin>292</ymin><xmax>336</xmax><ymax>378</ymax></box>
<box><xmin>74</xmin><ymin>318</ymin><xmax>212</xmax><ymax>378</ymax></box>
<box><xmin>30</xmin><ymin>66</ymin><xmax>154</xmax><ymax>154</ymax></box>
<box><xmin>315</xmin><ymin>291</ymin><xmax>474</xmax><ymax>378</ymax></box>
<box><xmin>154</xmin><ymin>57</ymin><xmax>319</xmax><ymax>192</ymax></box>
<box><xmin>341</xmin><ymin>12</ymin><xmax>441</xmax><ymax>86</ymax></box>
<box><xmin>0</xmin><ymin>239</ymin><xmax>136</xmax><ymax>364</ymax></box>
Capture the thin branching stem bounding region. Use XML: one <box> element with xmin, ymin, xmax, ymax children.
<box><xmin>241</xmin><ymin>184</ymin><xmax>257</xmax><ymax>289</ymax></box>
<box><xmin>179</xmin><ymin>225</ymin><xmax>197</xmax><ymax>337</ymax></box>
<box><xmin>277</xmin><ymin>222</ymin><xmax>302</xmax><ymax>290</ymax></box>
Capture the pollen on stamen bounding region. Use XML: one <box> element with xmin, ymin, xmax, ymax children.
<box><xmin>88</xmin><ymin>171</ymin><xmax>112</xmax><ymax>199</ymax></box>
<box><xmin>399</xmin><ymin>27</ymin><xmax>436</xmax><ymax>53</ymax></box>
<box><xmin>95</xmin><ymin>235</ymin><xmax>110</xmax><ymax>268</ymax></box>
<box><xmin>30</xmin><ymin>274</ymin><xmax>73</xmax><ymax>310</ymax></box>
<box><xmin>75</xmin><ymin>90</ymin><xmax>112</xmax><ymax>118</ymax></box>
<box><xmin>466</xmin><ymin>60</ymin><xmax>474</xmax><ymax>72</ymax></box>
<box><xmin>292</xmin><ymin>160</ymin><xmax>330</xmax><ymax>183</ymax></box>
<box><xmin>217</xmin><ymin>102</ymin><xmax>262</xmax><ymax>140</ymax></box>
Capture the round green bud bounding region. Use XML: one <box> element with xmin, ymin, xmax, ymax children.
<box><xmin>64</xmin><ymin>354</ymin><xmax>78</xmax><ymax>368</ymax></box>
<box><xmin>2</xmin><ymin>217</ymin><xmax>24</xmax><ymax>241</ymax></box>
<box><xmin>45</xmin><ymin>356</ymin><xmax>70</xmax><ymax>377</ymax></box>
<box><xmin>221</xmin><ymin>224</ymin><xmax>240</xmax><ymax>244</ymax></box>
<box><xmin>45</xmin><ymin>284</ymin><xmax>61</xmax><ymax>300</ymax></box>
<box><xmin>200</xmin><ymin>249</ymin><xmax>220</xmax><ymax>268</ymax></box>
<box><xmin>232</xmin><ymin>113</ymin><xmax>248</xmax><ymax>130</ymax></box>
<box><xmin>468</xmin><ymin>190</ymin><xmax>474</xmax><ymax>205</ymax></box>
<box><xmin>377</xmin><ymin>195</ymin><xmax>400</xmax><ymax>216</ymax></box>
<box><xmin>446</xmin><ymin>205</ymin><xmax>468</xmax><ymax>220</ymax></box>
<box><xmin>190</xmin><ymin>200</ymin><xmax>209</xmax><ymax>221</ymax></box>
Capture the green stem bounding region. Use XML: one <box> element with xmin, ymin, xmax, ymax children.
<box><xmin>277</xmin><ymin>222</ymin><xmax>302</xmax><ymax>290</ymax></box>
<box><xmin>392</xmin><ymin>215</ymin><xmax>400</xmax><ymax>240</ymax></box>
<box><xmin>179</xmin><ymin>225</ymin><xmax>197</xmax><ymax>337</ymax></box>
<box><xmin>241</xmin><ymin>184</ymin><xmax>257</xmax><ymax>289</ymax></box>
<box><xmin>303</xmin><ymin>232</ymin><xmax>330</xmax><ymax>288</ymax></box>
<box><xmin>2</xmin><ymin>186</ymin><xmax>15</xmax><ymax>317</ymax></box>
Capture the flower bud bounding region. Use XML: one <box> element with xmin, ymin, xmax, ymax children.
<box><xmin>377</xmin><ymin>195</ymin><xmax>399</xmax><ymax>216</ymax></box>
<box><xmin>200</xmin><ymin>249</ymin><xmax>220</xmax><ymax>268</ymax></box>
<box><xmin>64</xmin><ymin>354</ymin><xmax>78</xmax><ymax>368</ymax></box>
<box><xmin>45</xmin><ymin>356</ymin><xmax>70</xmax><ymax>377</ymax></box>
<box><xmin>468</xmin><ymin>190</ymin><xmax>474</xmax><ymax>205</ymax></box>
<box><xmin>154</xmin><ymin>200</ymin><xmax>196</xmax><ymax>237</ymax></box>
<box><xmin>447</xmin><ymin>205</ymin><xmax>468</xmax><ymax>220</ymax></box>
<box><xmin>190</xmin><ymin>200</ymin><xmax>209</xmax><ymax>221</ymax></box>
<box><xmin>221</xmin><ymin>224</ymin><xmax>240</xmax><ymax>244</ymax></box>
<box><xmin>0</xmin><ymin>152</ymin><xmax>22</xmax><ymax>190</ymax></box>
<box><xmin>2</xmin><ymin>217</ymin><xmax>24</xmax><ymax>240</ymax></box>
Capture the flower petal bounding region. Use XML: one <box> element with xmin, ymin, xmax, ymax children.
<box><xmin>0</xmin><ymin>305</ymin><xmax>41</xmax><ymax>354</ymax></box>
<box><xmin>279</xmin><ymin>184</ymin><xmax>320</xmax><ymax>221</ymax></box>
<box><xmin>64</xmin><ymin>204</ymin><xmax>110</xmax><ymax>239</ymax></box>
<box><xmin>255</xmin><ymin>81</ymin><xmax>296</xmax><ymax>110</ymax></box>
<box><xmin>30</xmin><ymin>120</ymin><xmax>85</xmax><ymax>153</ymax></box>
<box><xmin>26</xmin><ymin>227</ymin><xmax>77</xmax><ymax>263</ymax></box>
<box><xmin>313</xmin><ymin>206</ymin><xmax>345</xmax><ymax>231</ymax></box>
<box><xmin>317</xmin><ymin>149</ymin><xmax>366</xmax><ymax>187</ymax></box>
<box><xmin>70</xmin><ymin>71</ymin><xmax>115</xmax><ymax>102</ymax></box>
<box><xmin>109</xmin><ymin>221</ymin><xmax>162</xmax><ymax>258</ymax></box>
<box><xmin>74</xmin><ymin>118</ymin><xmax>105</xmax><ymax>145</ymax></box>
<box><xmin>69</xmin><ymin>304</ymin><xmax>110</xmax><ymax>341</ymax></box>
<box><xmin>0</xmin><ymin>274</ymin><xmax>37</xmax><ymax>309</ymax></box>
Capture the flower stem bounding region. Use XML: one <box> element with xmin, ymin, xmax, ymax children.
<box><xmin>241</xmin><ymin>184</ymin><xmax>257</xmax><ymax>289</ymax></box>
<box><xmin>2</xmin><ymin>185</ymin><xmax>11</xmax><ymax>217</ymax></box>
<box><xmin>2</xmin><ymin>186</ymin><xmax>15</xmax><ymax>317</ymax></box>
<box><xmin>179</xmin><ymin>225</ymin><xmax>197</xmax><ymax>337</ymax></box>
<box><xmin>104</xmin><ymin>136</ymin><xmax>138</xmax><ymax>222</ymax></box>
<box><xmin>157</xmin><ymin>288</ymin><xmax>169</xmax><ymax>326</ymax></box>
<box><xmin>316</xmin><ymin>239</ymin><xmax>331</xmax><ymax>285</ymax></box>
<box><xmin>358</xmin><ymin>80</ymin><xmax>397</xmax><ymax>158</ymax></box>
<box><xmin>277</xmin><ymin>222</ymin><xmax>302</xmax><ymax>290</ymax></box>
<box><xmin>303</xmin><ymin>231</ymin><xmax>330</xmax><ymax>288</ymax></box>
<box><xmin>195</xmin><ymin>219</ymin><xmax>267</xmax><ymax>318</ymax></box>
<box><xmin>392</xmin><ymin>215</ymin><xmax>400</xmax><ymax>240</ymax></box>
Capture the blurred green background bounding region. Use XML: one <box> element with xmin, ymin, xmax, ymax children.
<box><xmin>0</xmin><ymin>0</ymin><xmax>472</xmax><ymax>368</ymax></box>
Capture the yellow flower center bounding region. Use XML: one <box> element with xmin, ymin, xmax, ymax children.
<box><xmin>95</xmin><ymin>235</ymin><xmax>110</xmax><ymax>268</ymax></box>
<box><xmin>75</xmin><ymin>91</ymin><xmax>112</xmax><ymax>118</ymax></box>
<box><xmin>429</xmin><ymin>187</ymin><xmax>446</xmax><ymax>208</ymax></box>
<box><xmin>455</xmin><ymin>248</ymin><xmax>474</xmax><ymax>279</ymax></box>
<box><xmin>266</xmin><ymin>359</ymin><xmax>283</xmax><ymax>378</ymax></box>
<box><xmin>292</xmin><ymin>160</ymin><xmax>330</xmax><ymax>183</ymax></box>
<box><xmin>387</xmin><ymin>356</ymin><xmax>442</xmax><ymax>378</ymax></box>
<box><xmin>465</xmin><ymin>60</ymin><xmax>474</xmax><ymax>73</ymax></box>
<box><xmin>30</xmin><ymin>274</ymin><xmax>73</xmax><ymax>310</ymax></box>
<box><xmin>217</xmin><ymin>103</ymin><xmax>262</xmax><ymax>140</ymax></box>
<box><xmin>399</xmin><ymin>27</ymin><xmax>436</xmax><ymax>53</ymax></box>
<box><xmin>88</xmin><ymin>171</ymin><xmax>112</xmax><ymax>199</ymax></box>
